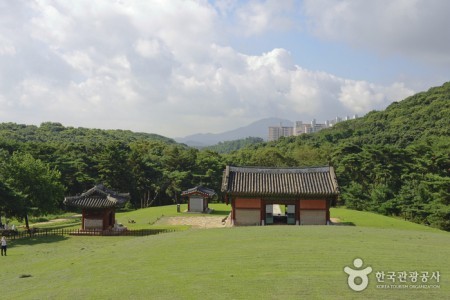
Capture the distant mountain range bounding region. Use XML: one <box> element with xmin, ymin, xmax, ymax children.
<box><xmin>175</xmin><ymin>118</ymin><xmax>293</xmax><ymax>147</ymax></box>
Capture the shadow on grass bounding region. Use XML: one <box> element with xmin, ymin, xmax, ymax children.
<box><xmin>9</xmin><ymin>235</ymin><xmax>69</xmax><ymax>247</ymax></box>
<box><xmin>148</xmin><ymin>225</ymin><xmax>191</xmax><ymax>231</ymax></box>
<box><xmin>332</xmin><ymin>221</ymin><xmax>356</xmax><ymax>226</ymax></box>
<box><xmin>210</xmin><ymin>210</ymin><xmax>231</xmax><ymax>216</ymax></box>
<box><xmin>38</xmin><ymin>222</ymin><xmax>81</xmax><ymax>230</ymax></box>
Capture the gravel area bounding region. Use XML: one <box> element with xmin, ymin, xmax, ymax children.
<box><xmin>156</xmin><ymin>214</ymin><xmax>231</xmax><ymax>228</ymax></box>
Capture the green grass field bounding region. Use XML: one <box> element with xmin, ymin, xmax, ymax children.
<box><xmin>1</xmin><ymin>206</ymin><xmax>448</xmax><ymax>299</ymax></box>
<box><xmin>330</xmin><ymin>207</ymin><xmax>443</xmax><ymax>232</ymax></box>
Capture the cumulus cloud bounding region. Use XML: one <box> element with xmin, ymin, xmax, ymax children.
<box><xmin>0</xmin><ymin>0</ymin><xmax>416</xmax><ymax>137</ymax></box>
<box><xmin>302</xmin><ymin>0</ymin><xmax>450</xmax><ymax>66</ymax></box>
<box><xmin>338</xmin><ymin>81</ymin><xmax>413</xmax><ymax>113</ymax></box>
<box><xmin>234</xmin><ymin>0</ymin><xmax>296</xmax><ymax>36</ymax></box>
<box><xmin>155</xmin><ymin>46</ymin><xmax>414</xmax><ymax>132</ymax></box>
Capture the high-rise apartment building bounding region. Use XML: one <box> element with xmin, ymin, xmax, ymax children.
<box><xmin>268</xmin><ymin>115</ymin><xmax>359</xmax><ymax>141</ymax></box>
<box><xmin>268</xmin><ymin>124</ymin><xmax>294</xmax><ymax>141</ymax></box>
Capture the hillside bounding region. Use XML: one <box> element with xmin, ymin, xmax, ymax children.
<box><xmin>0</xmin><ymin>121</ymin><xmax>215</xmax><ymax>207</ymax></box>
<box><xmin>225</xmin><ymin>82</ymin><xmax>450</xmax><ymax>230</ymax></box>
<box><xmin>0</xmin><ymin>122</ymin><xmax>175</xmax><ymax>144</ymax></box>
<box><xmin>203</xmin><ymin>137</ymin><xmax>264</xmax><ymax>153</ymax></box>
<box><xmin>321</xmin><ymin>82</ymin><xmax>450</xmax><ymax>147</ymax></box>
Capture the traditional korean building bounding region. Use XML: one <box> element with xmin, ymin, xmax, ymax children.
<box><xmin>64</xmin><ymin>184</ymin><xmax>130</xmax><ymax>230</ymax></box>
<box><xmin>181</xmin><ymin>186</ymin><xmax>216</xmax><ymax>213</ymax></box>
<box><xmin>221</xmin><ymin>166</ymin><xmax>339</xmax><ymax>226</ymax></box>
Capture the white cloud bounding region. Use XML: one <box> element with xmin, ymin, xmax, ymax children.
<box><xmin>162</xmin><ymin>46</ymin><xmax>414</xmax><ymax>134</ymax></box>
<box><xmin>0</xmin><ymin>0</ymin><xmax>417</xmax><ymax>137</ymax></box>
<box><xmin>232</xmin><ymin>0</ymin><xmax>296</xmax><ymax>36</ymax></box>
<box><xmin>0</xmin><ymin>44</ymin><xmax>16</xmax><ymax>56</ymax></box>
<box><xmin>134</xmin><ymin>39</ymin><xmax>164</xmax><ymax>59</ymax></box>
<box><xmin>303</xmin><ymin>0</ymin><xmax>450</xmax><ymax>66</ymax></box>
<box><xmin>338</xmin><ymin>81</ymin><xmax>413</xmax><ymax>113</ymax></box>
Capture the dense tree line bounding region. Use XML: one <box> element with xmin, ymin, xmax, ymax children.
<box><xmin>203</xmin><ymin>137</ymin><xmax>264</xmax><ymax>153</ymax></box>
<box><xmin>0</xmin><ymin>122</ymin><xmax>174</xmax><ymax>144</ymax></box>
<box><xmin>0</xmin><ymin>82</ymin><xmax>449</xmax><ymax>230</ymax></box>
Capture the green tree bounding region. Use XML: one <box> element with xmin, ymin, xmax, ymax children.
<box><xmin>249</xmin><ymin>148</ymin><xmax>291</xmax><ymax>167</ymax></box>
<box><xmin>1</xmin><ymin>152</ymin><xmax>65</xmax><ymax>228</ymax></box>
<box><xmin>95</xmin><ymin>142</ymin><xmax>133</xmax><ymax>191</ymax></box>
<box><xmin>128</xmin><ymin>141</ymin><xmax>166</xmax><ymax>208</ymax></box>
<box><xmin>163</xmin><ymin>170</ymin><xmax>191</xmax><ymax>204</ymax></box>
<box><xmin>341</xmin><ymin>182</ymin><xmax>368</xmax><ymax>211</ymax></box>
<box><xmin>0</xmin><ymin>181</ymin><xmax>22</xmax><ymax>225</ymax></box>
<box><xmin>194</xmin><ymin>150</ymin><xmax>225</xmax><ymax>193</ymax></box>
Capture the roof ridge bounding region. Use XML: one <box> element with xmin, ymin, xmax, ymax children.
<box><xmin>181</xmin><ymin>186</ymin><xmax>216</xmax><ymax>196</ymax></box>
<box><xmin>64</xmin><ymin>185</ymin><xmax>130</xmax><ymax>208</ymax></box>
<box><xmin>228</xmin><ymin>165</ymin><xmax>331</xmax><ymax>173</ymax></box>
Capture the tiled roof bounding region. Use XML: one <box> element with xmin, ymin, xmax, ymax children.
<box><xmin>221</xmin><ymin>166</ymin><xmax>339</xmax><ymax>197</ymax></box>
<box><xmin>181</xmin><ymin>186</ymin><xmax>216</xmax><ymax>197</ymax></box>
<box><xmin>64</xmin><ymin>184</ymin><xmax>130</xmax><ymax>209</ymax></box>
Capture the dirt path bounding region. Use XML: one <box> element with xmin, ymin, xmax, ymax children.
<box><xmin>156</xmin><ymin>215</ymin><xmax>231</xmax><ymax>228</ymax></box>
<box><xmin>330</xmin><ymin>217</ymin><xmax>342</xmax><ymax>224</ymax></box>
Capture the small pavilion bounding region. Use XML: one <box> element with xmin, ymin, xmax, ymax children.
<box><xmin>64</xmin><ymin>184</ymin><xmax>130</xmax><ymax>230</ymax></box>
<box><xmin>181</xmin><ymin>186</ymin><xmax>216</xmax><ymax>213</ymax></box>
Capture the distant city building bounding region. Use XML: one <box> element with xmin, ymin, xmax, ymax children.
<box><xmin>268</xmin><ymin>124</ymin><xmax>294</xmax><ymax>141</ymax></box>
<box><xmin>294</xmin><ymin>119</ymin><xmax>327</xmax><ymax>135</ymax></box>
<box><xmin>268</xmin><ymin>115</ymin><xmax>359</xmax><ymax>141</ymax></box>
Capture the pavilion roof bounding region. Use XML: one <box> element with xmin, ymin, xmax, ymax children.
<box><xmin>64</xmin><ymin>184</ymin><xmax>130</xmax><ymax>209</ymax></box>
<box><xmin>181</xmin><ymin>186</ymin><xmax>216</xmax><ymax>198</ymax></box>
<box><xmin>221</xmin><ymin>166</ymin><xmax>339</xmax><ymax>197</ymax></box>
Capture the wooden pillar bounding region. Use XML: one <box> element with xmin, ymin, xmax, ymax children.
<box><xmin>296</xmin><ymin>200</ymin><xmax>301</xmax><ymax>225</ymax></box>
<box><xmin>81</xmin><ymin>209</ymin><xmax>86</xmax><ymax>230</ymax></box>
<box><xmin>111</xmin><ymin>210</ymin><xmax>116</xmax><ymax>227</ymax></box>
<box><xmin>326</xmin><ymin>199</ymin><xmax>331</xmax><ymax>223</ymax></box>
<box><xmin>231</xmin><ymin>197</ymin><xmax>236</xmax><ymax>224</ymax></box>
<box><xmin>260</xmin><ymin>199</ymin><xmax>265</xmax><ymax>225</ymax></box>
<box><xmin>102</xmin><ymin>209</ymin><xmax>108</xmax><ymax>230</ymax></box>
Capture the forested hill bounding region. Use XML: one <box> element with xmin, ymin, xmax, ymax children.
<box><xmin>320</xmin><ymin>81</ymin><xmax>450</xmax><ymax>147</ymax></box>
<box><xmin>203</xmin><ymin>137</ymin><xmax>264</xmax><ymax>153</ymax></box>
<box><xmin>225</xmin><ymin>82</ymin><xmax>450</xmax><ymax>230</ymax></box>
<box><xmin>0</xmin><ymin>120</ymin><xmax>225</xmax><ymax>219</ymax></box>
<box><xmin>0</xmin><ymin>122</ymin><xmax>175</xmax><ymax>144</ymax></box>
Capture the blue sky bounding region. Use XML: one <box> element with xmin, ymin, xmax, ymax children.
<box><xmin>225</xmin><ymin>0</ymin><xmax>448</xmax><ymax>88</ymax></box>
<box><xmin>0</xmin><ymin>0</ymin><xmax>449</xmax><ymax>137</ymax></box>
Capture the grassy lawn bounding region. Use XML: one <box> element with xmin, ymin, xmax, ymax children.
<box><xmin>1</xmin><ymin>207</ymin><xmax>448</xmax><ymax>299</ymax></box>
<box><xmin>331</xmin><ymin>207</ymin><xmax>442</xmax><ymax>232</ymax></box>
